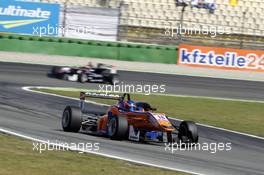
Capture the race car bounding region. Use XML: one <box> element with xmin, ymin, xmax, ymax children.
<box><xmin>50</xmin><ymin>63</ymin><xmax>119</xmax><ymax>85</ymax></box>
<box><xmin>61</xmin><ymin>92</ymin><xmax>199</xmax><ymax>143</ymax></box>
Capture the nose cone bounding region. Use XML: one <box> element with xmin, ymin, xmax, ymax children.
<box><xmin>151</xmin><ymin>113</ymin><xmax>175</xmax><ymax>131</ymax></box>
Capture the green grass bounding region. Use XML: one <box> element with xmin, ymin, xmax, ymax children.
<box><xmin>0</xmin><ymin>133</ymin><xmax>186</xmax><ymax>175</ymax></box>
<box><xmin>35</xmin><ymin>88</ymin><xmax>264</xmax><ymax>137</ymax></box>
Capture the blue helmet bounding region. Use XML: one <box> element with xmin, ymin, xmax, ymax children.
<box><xmin>126</xmin><ymin>100</ymin><xmax>136</xmax><ymax>112</ymax></box>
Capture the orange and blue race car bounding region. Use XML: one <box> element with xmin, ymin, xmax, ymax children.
<box><xmin>61</xmin><ymin>92</ymin><xmax>198</xmax><ymax>143</ymax></box>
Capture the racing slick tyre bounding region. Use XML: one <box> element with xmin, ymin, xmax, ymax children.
<box><xmin>78</xmin><ymin>73</ymin><xmax>88</xmax><ymax>83</ymax></box>
<box><xmin>62</xmin><ymin>106</ymin><xmax>82</xmax><ymax>132</ymax></box>
<box><xmin>109</xmin><ymin>75</ymin><xmax>119</xmax><ymax>85</ymax></box>
<box><xmin>51</xmin><ymin>66</ymin><xmax>60</xmax><ymax>75</ymax></box>
<box><xmin>178</xmin><ymin>121</ymin><xmax>198</xmax><ymax>143</ymax></box>
<box><xmin>48</xmin><ymin>66</ymin><xmax>61</xmax><ymax>78</ymax></box>
<box><xmin>108</xmin><ymin>116</ymin><xmax>128</xmax><ymax>140</ymax></box>
<box><xmin>62</xmin><ymin>74</ymin><xmax>69</xmax><ymax>81</ymax></box>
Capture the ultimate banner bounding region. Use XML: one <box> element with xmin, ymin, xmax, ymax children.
<box><xmin>0</xmin><ymin>0</ymin><xmax>60</xmax><ymax>36</ymax></box>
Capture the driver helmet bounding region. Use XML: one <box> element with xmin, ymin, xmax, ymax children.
<box><xmin>85</xmin><ymin>62</ymin><xmax>93</xmax><ymax>68</ymax></box>
<box><xmin>124</xmin><ymin>100</ymin><xmax>136</xmax><ymax>112</ymax></box>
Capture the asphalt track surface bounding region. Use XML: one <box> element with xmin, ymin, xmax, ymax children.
<box><xmin>0</xmin><ymin>62</ymin><xmax>264</xmax><ymax>175</ymax></box>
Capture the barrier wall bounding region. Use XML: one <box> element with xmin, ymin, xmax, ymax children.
<box><xmin>0</xmin><ymin>34</ymin><xmax>178</xmax><ymax>64</ymax></box>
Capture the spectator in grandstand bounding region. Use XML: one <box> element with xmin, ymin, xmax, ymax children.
<box><xmin>205</xmin><ymin>0</ymin><xmax>216</xmax><ymax>14</ymax></box>
<box><xmin>176</xmin><ymin>0</ymin><xmax>216</xmax><ymax>13</ymax></box>
<box><xmin>176</xmin><ymin>0</ymin><xmax>189</xmax><ymax>6</ymax></box>
<box><xmin>191</xmin><ymin>0</ymin><xmax>216</xmax><ymax>13</ymax></box>
<box><xmin>191</xmin><ymin>0</ymin><xmax>199</xmax><ymax>6</ymax></box>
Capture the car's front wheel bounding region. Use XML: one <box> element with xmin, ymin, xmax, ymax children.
<box><xmin>108</xmin><ymin>116</ymin><xmax>128</xmax><ymax>140</ymax></box>
<box><xmin>178</xmin><ymin>121</ymin><xmax>198</xmax><ymax>143</ymax></box>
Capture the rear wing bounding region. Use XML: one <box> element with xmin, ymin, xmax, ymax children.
<box><xmin>97</xmin><ymin>63</ymin><xmax>113</xmax><ymax>68</ymax></box>
<box><xmin>80</xmin><ymin>92</ymin><xmax>121</xmax><ymax>100</ymax></box>
<box><xmin>79</xmin><ymin>92</ymin><xmax>126</xmax><ymax>110</ymax></box>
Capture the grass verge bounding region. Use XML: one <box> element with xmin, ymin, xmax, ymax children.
<box><xmin>0</xmin><ymin>133</ymin><xmax>187</xmax><ymax>175</ymax></box>
<box><xmin>34</xmin><ymin>88</ymin><xmax>264</xmax><ymax>137</ymax></box>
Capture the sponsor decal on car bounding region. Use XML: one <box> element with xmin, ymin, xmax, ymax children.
<box><xmin>152</xmin><ymin>113</ymin><xmax>168</xmax><ymax>121</ymax></box>
<box><xmin>128</xmin><ymin>125</ymin><xmax>140</xmax><ymax>141</ymax></box>
<box><xmin>178</xmin><ymin>44</ymin><xmax>264</xmax><ymax>72</ymax></box>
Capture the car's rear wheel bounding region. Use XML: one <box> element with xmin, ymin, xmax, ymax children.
<box><xmin>178</xmin><ymin>121</ymin><xmax>198</xmax><ymax>143</ymax></box>
<box><xmin>108</xmin><ymin>116</ymin><xmax>128</xmax><ymax>140</ymax></box>
<box><xmin>62</xmin><ymin>106</ymin><xmax>82</xmax><ymax>132</ymax></box>
<box><xmin>51</xmin><ymin>66</ymin><xmax>60</xmax><ymax>74</ymax></box>
<box><xmin>78</xmin><ymin>73</ymin><xmax>88</xmax><ymax>83</ymax></box>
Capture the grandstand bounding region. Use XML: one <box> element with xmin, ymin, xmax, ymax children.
<box><xmin>26</xmin><ymin>0</ymin><xmax>264</xmax><ymax>47</ymax></box>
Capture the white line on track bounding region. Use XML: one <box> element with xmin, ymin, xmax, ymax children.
<box><xmin>22</xmin><ymin>86</ymin><xmax>109</xmax><ymax>107</ymax></box>
<box><xmin>22</xmin><ymin>86</ymin><xmax>264</xmax><ymax>140</ymax></box>
<box><xmin>25</xmin><ymin>86</ymin><xmax>264</xmax><ymax>104</ymax></box>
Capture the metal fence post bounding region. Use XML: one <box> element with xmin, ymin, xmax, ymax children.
<box><xmin>240</xmin><ymin>9</ymin><xmax>247</xmax><ymax>49</ymax></box>
<box><xmin>62</xmin><ymin>0</ymin><xmax>68</xmax><ymax>37</ymax></box>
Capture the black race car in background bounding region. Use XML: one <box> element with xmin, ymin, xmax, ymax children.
<box><xmin>50</xmin><ymin>63</ymin><xmax>119</xmax><ymax>85</ymax></box>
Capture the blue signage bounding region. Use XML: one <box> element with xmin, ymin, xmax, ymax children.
<box><xmin>0</xmin><ymin>0</ymin><xmax>60</xmax><ymax>36</ymax></box>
